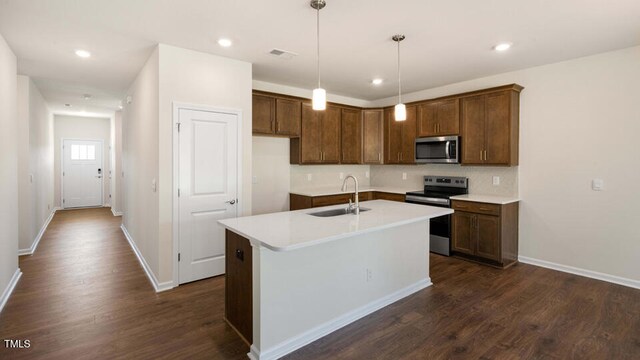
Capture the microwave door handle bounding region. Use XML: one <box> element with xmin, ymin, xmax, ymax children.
<box><xmin>445</xmin><ymin>141</ymin><xmax>450</xmax><ymax>159</ymax></box>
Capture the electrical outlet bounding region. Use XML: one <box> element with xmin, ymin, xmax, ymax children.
<box><xmin>151</xmin><ymin>179</ymin><xmax>157</xmax><ymax>192</ymax></box>
<box><xmin>366</xmin><ymin>268</ymin><xmax>372</xmax><ymax>282</ymax></box>
<box><xmin>365</xmin><ymin>171</ymin><xmax>370</xmax><ymax>178</ymax></box>
<box><xmin>493</xmin><ymin>176</ymin><xmax>500</xmax><ymax>186</ymax></box>
<box><xmin>339</xmin><ymin>172</ymin><xmax>344</xmax><ymax>180</ymax></box>
<box><xmin>402</xmin><ymin>172</ymin><xmax>407</xmax><ymax>180</ymax></box>
<box><xmin>252</xmin><ymin>176</ymin><xmax>258</xmax><ymax>184</ymax></box>
<box><xmin>592</xmin><ymin>179</ymin><xmax>604</xmax><ymax>191</ymax></box>
<box><xmin>307</xmin><ymin>174</ymin><xmax>312</xmax><ymax>181</ymax></box>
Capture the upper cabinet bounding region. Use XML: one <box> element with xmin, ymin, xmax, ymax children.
<box><xmin>384</xmin><ymin>105</ymin><xmax>417</xmax><ymax>164</ymax></box>
<box><xmin>461</xmin><ymin>85</ymin><xmax>522</xmax><ymax>166</ymax></box>
<box><xmin>417</xmin><ymin>98</ymin><xmax>460</xmax><ymax>137</ymax></box>
<box><xmin>252</xmin><ymin>93</ymin><xmax>301</xmax><ymax>137</ymax></box>
<box><xmin>291</xmin><ymin>104</ymin><xmax>341</xmax><ymax>164</ymax></box>
<box><xmin>340</xmin><ymin>108</ymin><xmax>362</xmax><ymax>164</ymax></box>
<box><xmin>362</xmin><ymin>109</ymin><xmax>384</xmax><ymax>164</ymax></box>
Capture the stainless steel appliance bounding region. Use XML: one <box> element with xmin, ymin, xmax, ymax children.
<box><xmin>414</xmin><ymin>136</ymin><xmax>459</xmax><ymax>164</ymax></box>
<box><xmin>405</xmin><ymin>176</ymin><xmax>468</xmax><ymax>256</ymax></box>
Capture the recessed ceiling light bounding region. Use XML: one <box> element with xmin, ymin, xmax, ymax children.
<box><xmin>82</xmin><ymin>94</ymin><xmax>92</xmax><ymax>100</ymax></box>
<box><xmin>217</xmin><ymin>38</ymin><xmax>232</xmax><ymax>47</ymax></box>
<box><xmin>493</xmin><ymin>42</ymin><xmax>512</xmax><ymax>52</ymax></box>
<box><xmin>64</xmin><ymin>103</ymin><xmax>72</xmax><ymax>107</ymax></box>
<box><xmin>372</xmin><ymin>78</ymin><xmax>383</xmax><ymax>86</ymax></box>
<box><xmin>75</xmin><ymin>49</ymin><xmax>91</xmax><ymax>58</ymax></box>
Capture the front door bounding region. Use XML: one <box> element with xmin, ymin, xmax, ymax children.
<box><xmin>178</xmin><ymin>108</ymin><xmax>239</xmax><ymax>284</ymax></box>
<box><xmin>62</xmin><ymin>139</ymin><xmax>103</xmax><ymax>208</ymax></box>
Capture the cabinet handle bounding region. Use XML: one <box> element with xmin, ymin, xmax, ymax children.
<box><xmin>378</xmin><ymin>153</ymin><xmax>381</xmax><ymax>161</ymax></box>
<box><xmin>484</xmin><ymin>150</ymin><xmax>487</xmax><ymax>161</ymax></box>
<box><xmin>479</xmin><ymin>207</ymin><xmax>491</xmax><ymax>211</ymax></box>
<box><xmin>397</xmin><ymin>153</ymin><xmax>400</xmax><ymax>162</ymax></box>
<box><xmin>434</xmin><ymin>124</ymin><xmax>437</xmax><ymax>133</ymax></box>
<box><xmin>401</xmin><ymin>152</ymin><xmax>403</xmax><ymax>161</ymax></box>
<box><xmin>480</xmin><ymin>150</ymin><xmax>483</xmax><ymax>160</ymax></box>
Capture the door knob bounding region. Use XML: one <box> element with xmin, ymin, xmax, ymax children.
<box><xmin>226</xmin><ymin>199</ymin><xmax>236</xmax><ymax>205</ymax></box>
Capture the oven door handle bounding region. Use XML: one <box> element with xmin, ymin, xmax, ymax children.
<box><xmin>445</xmin><ymin>141</ymin><xmax>451</xmax><ymax>159</ymax></box>
<box><xmin>405</xmin><ymin>195</ymin><xmax>450</xmax><ymax>206</ymax></box>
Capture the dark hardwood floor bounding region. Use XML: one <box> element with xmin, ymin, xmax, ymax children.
<box><xmin>1</xmin><ymin>208</ymin><xmax>639</xmax><ymax>359</ymax></box>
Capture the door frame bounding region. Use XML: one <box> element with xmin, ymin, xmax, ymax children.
<box><xmin>60</xmin><ymin>138</ymin><xmax>105</xmax><ymax>209</ymax></box>
<box><xmin>172</xmin><ymin>102</ymin><xmax>243</xmax><ymax>288</ymax></box>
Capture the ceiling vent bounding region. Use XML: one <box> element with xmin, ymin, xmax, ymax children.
<box><xmin>269</xmin><ymin>48</ymin><xmax>298</xmax><ymax>60</ymax></box>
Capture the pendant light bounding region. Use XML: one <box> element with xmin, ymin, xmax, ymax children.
<box><xmin>311</xmin><ymin>0</ymin><xmax>326</xmax><ymax>111</ymax></box>
<box><xmin>392</xmin><ymin>34</ymin><xmax>406</xmax><ymax>121</ymax></box>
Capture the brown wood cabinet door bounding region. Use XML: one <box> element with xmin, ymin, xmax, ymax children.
<box><xmin>362</xmin><ymin>109</ymin><xmax>383</xmax><ymax>164</ymax></box>
<box><xmin>340</xmin><ymin>108</ymin><xmax>362</xmax><ymax>164</ymax></box>
<box><xmin>437</xmin><ymin>98</ymin><xmax>460</xmax><ymax>135</ymax></box>
<box><xmin>484</xmin><ymin>91</ymin><xmax>511</xmax><ymax>165</ymax></box>
<box><xmin>452</xmin><ymin>211</ymin><xmax>475</xmax><ymax>255</ymax></box>
<box><xmin>400</xmin><ymin>105</ymin><xmax>417</xmax><ymax>164</ymax></box>
<box><xmin>275</xmin><ymin>98</ymin><xmax>301</xmax><ymax>136</ymax></box>
<box><xmin>374</xmin><ymin>192</ymin><xmax>406</xmax><ymax>202</ymax></box>
<box><xmin>225</xmin><ymin>230</ymin><xmax>253</xmax><ymax>343</ymax></box>
<box><xmin>321</xmin><ymin>106</ymin><xmax>341</xmax><ymax>163</ymax></box>
<box><xmin>417</xmin><ymin>102</ymin><xmax>438</xmax><ymax>137</ymax></box>
<box><xmin>461</xmin><ymin>95</ymin><xmax>486</xmax><ymax>165</ymax></box>
<box><xmin>300</xmin><ymin>103</ymin><xmax>322</xmax><ymax>163</ymax></box>
<box><xmin>476</xmin><ymin>214</ymin><xmax>501</xmax><ymax>261</ymax></box>
<box><xmin>384</xmin><ymin>108</ymin><xmax>403</xmax><ymax>164</ymax></box>
<box><xmin>252</xmin><ymin>94</ymin><xmax>275</xmax><ymax>134</ymax></box>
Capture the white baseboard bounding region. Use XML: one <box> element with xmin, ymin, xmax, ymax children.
<box><xmin>111</xmin><ymin>208</ymin><xmax>123</xmax><ymax>217</ymax></box>
<box><xmin>0</xmin><ymin>268</ymin><xmax>22</xmax><ymax>314</ymax></box>
<box><xmin>120</xmin><ymin>225</ymin><xmax>173</xmax><ymax>293</ymax></box>
<box><xmin>19</xmin><ymin>209</ymin><xmax>56</xmax><ymax>256</ymax></box>
<box><xmin>519</xmin><ymin>256</ymin><xmax>640</xmax><ymax>290</ymax></box>
<box><xmin>250</xmin><ymin>278</ymin><xmax>432</xmax><ymax>360</ymax></box>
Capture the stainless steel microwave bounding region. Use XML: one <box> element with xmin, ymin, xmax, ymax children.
<box><xmin>415</xmin><ymin>136</ymin><xmax>459</xmax><ymax>164</ymax></box>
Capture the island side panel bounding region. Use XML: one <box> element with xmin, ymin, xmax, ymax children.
<box><xmin>253</xmin><ymin>220</ymin><xmax>430</xmax><ymax>358</ymax></box>
<box><xmin>225</xmin><ymin>229</ymin><xmax>253</xmax><ymax>344</ymax></box>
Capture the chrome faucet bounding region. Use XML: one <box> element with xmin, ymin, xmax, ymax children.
<box><xmin>341</xmin><ymin>175</ymin><xmax>360</xmax><ymax>214</ymax></box>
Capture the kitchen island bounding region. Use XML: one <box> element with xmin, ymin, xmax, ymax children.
<box><xmin>218</xmin><ymin>200</ymin><xmax>452</xmax><ymax>360</ymax></box>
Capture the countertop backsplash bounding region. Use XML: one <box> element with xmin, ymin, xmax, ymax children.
<box><xmin>291</xmin><ymin>164</ymin><xmax>372</xmax><ymax>190</ymax></box>
<box><xmin>370</xmin><ymin>164</ymin><xmax>518</xmax><ymax>197</ymax></box>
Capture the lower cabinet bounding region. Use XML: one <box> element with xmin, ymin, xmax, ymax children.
<box><xmin>225</xmin><ymin>230</ymin><xmax>253</xmax><ymax>344</ymax></box>
<box><xmin>289</xmin><ymin>191</ymin><xmax>401</xmax><ymax>210</ymax></box>
<box><xmin>451</xmin><ymin>200</ymin><xmax>519</xmax><ymax>268</ymax></box>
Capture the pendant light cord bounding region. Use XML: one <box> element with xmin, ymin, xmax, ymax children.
<box><xmin>397</xmin><ymin>39</ymin><xmax>402</xmax><ymax>104</ymax></box>
<box><xmin>317</xmin><ymin>5</ymin><xmax>321</xmax><ymax>89</ymax></box>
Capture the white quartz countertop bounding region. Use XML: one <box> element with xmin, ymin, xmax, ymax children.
<box><xmin>450</xmin><ymin>194</ymin><xmax>520</xmax><ymax>205</ymax></box>
<box><xmin>290</xmin><ymin>186</ymin><xmax>417</xmax><ymax>197</ymax></box>
<box><xmin>218</xmin><ymin>200</ymin><xmax>452</xmax><ymax>252</ymax></box>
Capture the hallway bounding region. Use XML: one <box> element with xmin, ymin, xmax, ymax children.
<box><xmin>0</xmin><ymin>208</ymin><xmax>247</xmax><ymax>359</ymax></box>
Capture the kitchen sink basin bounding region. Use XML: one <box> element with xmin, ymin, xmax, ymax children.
<box><xmin>308</xmin><ymin>207</ymin><xmax>370</xmax><ymax>217</ymax></box>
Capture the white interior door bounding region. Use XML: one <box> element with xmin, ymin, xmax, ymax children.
<box><xmin>178</xmin><ymin>108</ymin><xmax>239</xmax><ymax>284</ymax></box>
<box><xmin>63</xmin><ymin>139</ymin><xmax>103</xmax><ymax>208</ymax></box>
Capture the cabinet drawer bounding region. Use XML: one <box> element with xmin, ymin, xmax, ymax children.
<box><xmin>452</xmin><ymin>200</ymin><xmax>500</xmax><ymax>216</ymax></box>
<box><xmin>374</xmin><ymin>192</ymin><xmax>406</xmax><ymax>202</ymax></box>
<box><xmin>312</xmin><ymin>194</ymin><xmax>352</xmax><ymax>207</ymax></box>
<box><xmin>358</xmin><ymin>192</ymin><xmax>373</xmax><ymax>201</ymax></box>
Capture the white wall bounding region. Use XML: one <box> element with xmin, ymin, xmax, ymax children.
<box><xmin>122</xmin><ymin>47</ymin><xmax>160</xmax><ymax>281</ymax></box>
<box><xmin>372</xmin><ymin>46</ymin><xmax>640</xmax><ymax>283</ymax></box>
<box><xmin>0</xmin><ymin>32</ymin><xmax>19</xmax><ymax>307</ymax></box>
<box><xmin>53</xmin><ymin>115</ymin><xmax>112</xmax><ymax>208</ymax></box>
<box><xmin>252</xmin><ymin>136</ymin><xmax>290</xmax><ymax>215</ymax></box>
<box><xmin>157</xmin><ymin>44</ymin><xmax>253</xmax><ymax>283</ymax></box>
<box><xmin>112</xmin><ymin>110</ymin><xmax>123</xmax><ymax>215</ymax></box>
<box><xmin>291</xmin><ymin>165</ymin><xmax>372</xmax><ymax>190</ymax></box>
<box><xmin>17</xmin><ymin>75</ymin><xmax>54</xmax><ymax>252</ymax></box>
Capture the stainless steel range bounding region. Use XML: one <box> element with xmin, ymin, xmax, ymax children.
<box><xmin>405</xmin><ymin>176</ymin><xmax>469</xmax><ymax>256</ymax></box>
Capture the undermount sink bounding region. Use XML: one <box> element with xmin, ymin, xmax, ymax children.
<box><xmin>308</xmin><ymin>207</ymin><xmax>371</xmax><ymax>217</ymax></box>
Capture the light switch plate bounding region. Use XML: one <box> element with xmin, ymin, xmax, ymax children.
<box><xmin>402</xmin><ymin>173</ymin><xmax>407</xmax><ymax>180</ymax></box>
<box><xmin>151</xmin><ymin>179</ymin><xmax>157</xmax><ymax>192</ymax></box>
<box><xmin>592</xmin><ymin>179</ymin><xmax>604</xmax><ymax>191</ymax></box>
<box><xmin>365</xmin><ymin>171</ymin><xmax>370</xmax><ymax>178</ymax></box>
<box><xmin>493</xmin><ymin>176</ymin><xmax>500</xmax><ymax>186</ymax></box>
<box><xmin>252</xmin><ymin>176</ymin><xmax>258</xmax><ymax>184</ymax></box>
<box><xmin>307</xmin><ymin>174</ymin><xmax>312</xmax><ymax>181</ymax></box>
<box><xmin>339</xmin><ymin>172</ymin><xmax>344</xmax><ymax>180</ymax></box>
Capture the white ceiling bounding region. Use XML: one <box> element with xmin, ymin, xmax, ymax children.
<box><xmin>1</xmin><ymin>0</ymin><xmax>639</xmax><ymax>115</ymax></box>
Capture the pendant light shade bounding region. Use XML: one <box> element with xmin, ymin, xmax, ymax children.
<box><xmin>392</xmin><ymin>34</ymin><xmax>406</xmax><ymax>121</ymax></box>
<box><xmin>312</xmin><ymin>88</ymin><xmax>326</xmax><ymax>110</ymax></box>
<box><xmin>394</xmin><ymin>103</ymin><xmax>407</xmax><ymax>121</ymax></box>
<box><xmin>311</xmin><ymin>0</ymin><xmax>327</xmax><ymax>111</ymax></box>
